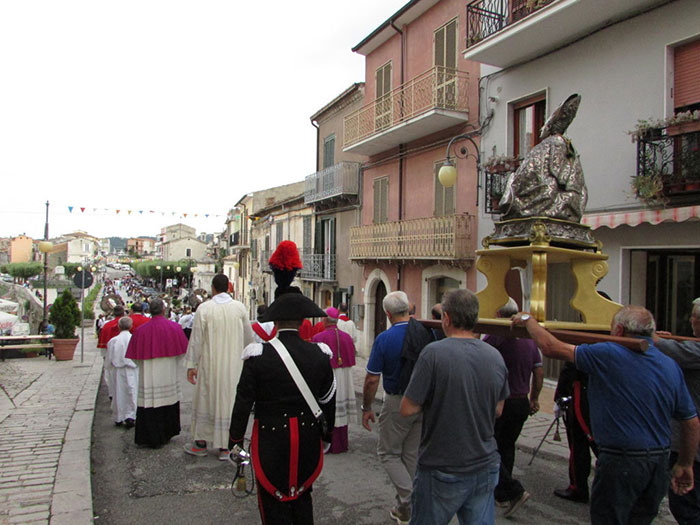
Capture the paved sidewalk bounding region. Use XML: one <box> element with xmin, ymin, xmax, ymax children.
<box><xmin>0</xmin><ymin>332</ymin><xmax>102</xmax><ymax>525</ymax></box>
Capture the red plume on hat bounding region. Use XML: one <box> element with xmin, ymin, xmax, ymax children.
<box><xmin>269</xmin><ymin>241</ymin><xmax>303</xmax><ymax>293</ymax></box>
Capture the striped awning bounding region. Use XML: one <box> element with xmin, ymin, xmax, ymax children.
<box><xmin>582</xmin><ymin>205</ymin><xmax>700</xmax><ymax>230</ymax></box>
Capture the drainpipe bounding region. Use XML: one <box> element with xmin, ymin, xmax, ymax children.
<box><xmin>390</xmin><ymin>20</ymin><xmax>405</xmax><ymax>291</ymax></box>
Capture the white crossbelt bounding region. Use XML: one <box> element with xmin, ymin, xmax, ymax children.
<box><xmin>269</xmin><ymin>337</ymin><xmax>323</xmax><ymax>419</ymax></box>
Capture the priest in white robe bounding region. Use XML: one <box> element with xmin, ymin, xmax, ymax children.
<box><xmin>106</xmin><ymin>316</ymin><xmax>138</xmax><ymax>427</ymax></box>
<box><xmin>184</xmin><ymin>274</ymin><xmax>255</xmax><ymax>460</ymax></box>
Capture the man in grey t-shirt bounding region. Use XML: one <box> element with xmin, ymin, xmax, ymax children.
<box><xmin>400</xmin><ymin>289</ymin><xmax>509</xmax><ymax>524</ymax></box>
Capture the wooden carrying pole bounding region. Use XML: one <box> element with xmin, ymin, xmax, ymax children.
<box><xmin>418</xmin><ymin>319</ymin><xmax>650</xmax><ymax>353</ymax></box>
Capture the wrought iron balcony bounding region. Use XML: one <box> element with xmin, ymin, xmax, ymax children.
<box><xmin>299</xmin><ymin>253</ymin><xmax>336</xmax><ymax>282</ymax></box>
<box><xmin>467</xmin><ymin>0</ymin><xmax>554</xmax><ymax>47</ymax></box>
<box><xmin>304</xmin><ymin>162</ymin><xmax>361</xmax><ymax>207</ymax></box>
<box><xmin>635</xmin><ymin>123</ymin><xmax>700</xmax><ymax>206</ymax></box>
<box><xmin>350</xmin><ymin>214</ymin><xmax>475</xmax><ymax>262</ymax></box>
<box><xmin>343</xmin><ymin>66</ymin><xmax>470</xmax><ymax>156</ymax></box>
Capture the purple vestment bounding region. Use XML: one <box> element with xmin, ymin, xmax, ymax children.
<box><xmin>125</xmin><ymin>315</ymin><xmax>188</xmax><ymax>360</ymax></box>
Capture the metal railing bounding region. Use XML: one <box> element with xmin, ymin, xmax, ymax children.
<box><xmin>636</xmin><ymin>125</ymin><xmax>700</xmax><ymax>199</ymax></box>
<box><xmin>350</xmin><ymin>214</ymin><xmax>475</xmax><ymax>261</ymax></box>
<box><xmin>466</xmin><ymin>0</ymin><xmax>555</xmax><ymax>47</ymax></box>
<box><xmin>299</xmin><ymin>253</ymin><xmax>336</xmax><ymax>281</ymax></box>
<box><xmin>343</xmin><ymin>66</ymin><xmax>470</xmax><ymax>149</ymax></box>
<box><xmin>304</xmin><ymin>162</ymin><xmax>361</xmax><ymax>204</ymax></box>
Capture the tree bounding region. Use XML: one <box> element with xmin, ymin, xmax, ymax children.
<box><xmin>3</xmin><ymin>262</ymin><xmax>42</xmax><ymax>281</ymax></box>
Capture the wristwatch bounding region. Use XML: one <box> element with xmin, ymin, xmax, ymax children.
<box><xmin>361</xmin><ymin>404</ymin><xmax>371</xmax><ymax>412</ymax></box>
<box><xmin>520</xmin><ymin>314</ymin><xmax>531</xmax><ymax>322</ymax></box>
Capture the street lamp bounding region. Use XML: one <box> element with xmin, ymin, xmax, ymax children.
<box><xmin>438</xmin><ymin>133</ymin><xmax>481</xmax><ymax>202</ymax></box>
<box><xmin>38</xmin><ymin>201</ymin><xmax>52</xmax><ymax>331</ymax></box>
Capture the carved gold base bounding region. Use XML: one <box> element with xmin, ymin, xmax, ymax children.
<box><xmin>483</xmin><ymin>217</ymin><xmax>599</xmax><ymax>250</ymax></box>
<box><xmin>476</xmin><ymin>243</ymin><xmax>622</xmax><ymax>330</ymax></box>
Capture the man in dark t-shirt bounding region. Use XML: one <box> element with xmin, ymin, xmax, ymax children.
<box><xmin>401</xmin><ymin>289</ymin><xmax>509</xmax><ymax>524</ymax></box>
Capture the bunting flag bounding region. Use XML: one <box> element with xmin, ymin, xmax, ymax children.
<box><xmin>56</xmin><ymin>204</ymin><xmax>223</xmax><ymax>219</ymax></box>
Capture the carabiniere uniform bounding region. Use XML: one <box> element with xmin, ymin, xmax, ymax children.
<box><xmin>229</xmin><ymin>329</ymin><xmax>336</xmax><ymax>521</ymax></box>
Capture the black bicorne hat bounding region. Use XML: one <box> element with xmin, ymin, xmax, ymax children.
<box><xmin>261</xmin><ymin>241</ymin><xmax>327</xmax><ymax>322</ymax></box>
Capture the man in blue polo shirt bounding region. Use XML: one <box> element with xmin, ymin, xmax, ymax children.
<box><xmin>362</xmin><ymin>291</ymin><xmax>422</xmax><ymax>525</ymax></box>
<box><xmin>513</xmin><ymin>305</ymin><xmax>699</xmax><ymax>524</ymax></box>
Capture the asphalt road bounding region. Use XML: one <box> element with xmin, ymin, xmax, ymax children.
<box><xmin>91</xmin><ymin>373</ymin><xmax>598</xmax><ymax>525</ymax></box>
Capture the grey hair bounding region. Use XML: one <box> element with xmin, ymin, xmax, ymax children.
<box><xmin>442</xmin><ymin>289</ymin><xmax>479</xmax><ymax>331</ymax></box>
<box><xmin>383</xmin><ymin>291</ymin><xmax>409</xmax><ymax>316</ymax></box>
<box><xmin>118</xmin><ymin>316</ymin><xmax>133</xmax><ymax>331</ymax></box>
<box><xmin>498</xmin><ymin>298</ymin><xmax>519</xmax><ymax>318</ymax></box>
<box><xmin>612</xmin><ymin>305</ymin><xmax>655</xmax><ymax>336</ymax></box>
<box><xmin>693</xmin><ymin>298</ymin><xmax>700</xmax><ymax>318</ymax></box>
<box><xmin>149</xmin><ymin>297</ymin><xmax>165</xmax><ymax>316</ymax></box>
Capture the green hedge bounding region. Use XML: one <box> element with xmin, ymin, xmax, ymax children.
<box><xmin>82</xmin><ymin>283</ymin><xmax>102</xmax><ymax>320</ymax></box>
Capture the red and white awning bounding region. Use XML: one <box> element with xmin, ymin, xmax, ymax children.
<box><xmin>582</xmin><ymin>205</ymin><xmax>700</xmax><ymax>230</ymax></box>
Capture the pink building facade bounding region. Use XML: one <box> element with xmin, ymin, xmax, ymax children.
<box><xmin>346</xmin><ymin>0</ymin><xmax>481</xmax><ymax>348</ymax></box>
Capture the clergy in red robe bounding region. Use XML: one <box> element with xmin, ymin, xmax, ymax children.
<box><xmin>312</xmin><ymin>307</ymin><xmax>357</xmax><ymax>453</ymax></box>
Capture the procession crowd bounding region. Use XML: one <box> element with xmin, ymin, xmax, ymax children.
<box><xmin>92</xmin><ymin>242</ymin><xmax>700</xmax><ymax>525</ymax></box>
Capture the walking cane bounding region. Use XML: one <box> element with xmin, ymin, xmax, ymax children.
<box><xmin>528</xmin><ymin>396</ymin><xmax>571</xmax><ymax>466</ymax></box>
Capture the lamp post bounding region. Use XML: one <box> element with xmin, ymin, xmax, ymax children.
<box><xmin>438</xmin><ymin>133</ymin><xmax>481</xmax><ymax>203</ymax></box>
<box><xmin>37</xmin><ymin>201</ymin><xmax>52</xmax><ymax>331</ymax></box>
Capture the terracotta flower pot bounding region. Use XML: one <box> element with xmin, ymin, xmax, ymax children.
<box><xmin>53</xmin><ymin>338</ymin><xmax>79</xmax><ymax>361</ymax></box>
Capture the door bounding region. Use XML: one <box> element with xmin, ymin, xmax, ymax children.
<box><xmin>434</xmin><ymin>18</ymin><xmax>458</xmax><ymax>109</ymax></box>
<box><xmin>646</xmin><ymin>251</ymin><xmax>699</xmax><ymax>336</ymax></box>
<box><xmin>374</xmin><ymin>280</ymin><xmax>387</xmax><ymax>340</ymax></box>
<box><xmin>375</xmin><ymin>62</ymin><xmax>392</xmax><ymax>131</ymax></box>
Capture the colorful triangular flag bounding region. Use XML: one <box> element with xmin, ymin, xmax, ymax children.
<box><xmin>68</xmin><ymin>206</ymin><xmax>73</xmax><ymax>213</ymax></box>
<box><xmin>80</xmin><ymin>207</ymin><xmax>85</xmax><ymax>213</ymax></box>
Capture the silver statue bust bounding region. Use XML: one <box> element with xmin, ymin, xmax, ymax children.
<box><xmin>499</xmin><ymin>94</ymin><xmax>588</xmax><ymax>222</ymax></box>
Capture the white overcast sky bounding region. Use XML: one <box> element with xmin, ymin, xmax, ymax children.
<box><xmin>0</xmin><ymin>0</ymin><xmax>408</xmax><ymax>240</ymax></box>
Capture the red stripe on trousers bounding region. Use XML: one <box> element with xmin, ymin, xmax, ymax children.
<box><xmin>289</xmin><ymin>417</ymin><xmax>299</xmax><ymax>491</ymax></box>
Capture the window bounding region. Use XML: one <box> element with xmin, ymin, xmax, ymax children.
<box><xmin>303</xmin><ymin>216</ymin><xmax>312</xmax><ymax>254</ymax></box>
<box><xmin>434</xmin><ymin>161</ymin><xmax>455</xmax><ymax>216</ymax></box>
<box><xmin>513</xmin><ymin>96</ymin><xmax>546</xmax><ymax>158</ymax></box>
<box><xmin>323</xmin><ymin>135</ymin><xmax>335</xmax><ymax>169</ymax></box>
<box><xmin>375</xmin><ymin>62</ymin><xmax>392</xmax><ymax>130</ymax></box>
<box><xmin>373</xmin><ymin>177</ymin><xmax>389</xmax><ymax>223</ymax></box>
<box><xmin>251</xmin><ymin>238</ymin><xmax>258</xmax><ymax>260</ymax></box>
<box><xmin>276</xmin><ymin>222</ymin><xmax>283</xmax><ymax>244</ymax></box>
<box><xmin>434</xmin><ymin>18</ymin><xmax>458</xmax><ymax>108</ymax></box>
<box><xmin>186</xmin><ymin>248</ymin><xmax>191</xmax><ymax>257</ymax></box>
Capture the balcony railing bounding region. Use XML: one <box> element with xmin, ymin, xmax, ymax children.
<box><xmin>466</xmin><ymin>0</ymin><xmax>555</xmax><ymax>47</ymax></box>
<box><xmin>304</xmin><ymin>162</ymin><xmax>361</xmax><ymax>205</ymax></box>
<box><xmin>343</xmin><ymin>66</ymin><xmax>469</xmax><ymax>149</ymax></box>
<box><xmin>636</xmin><ymin>123</ymin><xmax>700</xmax><ymax>203</ymax></box>
<box><xmin>299</xmin><ymin>253</ymin><xmax>336</xmax><ymax>281</ymax></box>
<box><xmin>350</xmin><ymin>214</ymin><xmax>475</xmax><ymax>261</ymax></box>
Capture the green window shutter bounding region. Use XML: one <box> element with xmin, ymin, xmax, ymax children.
<box><xmin>446</xmin><ymin>20</ymin><xmax>457</xmax><ymax>69</ymax></box>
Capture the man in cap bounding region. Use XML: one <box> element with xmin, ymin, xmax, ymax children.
<box><xmin>229</xmin><ymin>241</ymin><xmax>335</xmax><ymax>524</ymax></box>
<box><xmin>312</xmin><ymin>306</ymin><xmax>356</xmax><ymax>453</ymax></box>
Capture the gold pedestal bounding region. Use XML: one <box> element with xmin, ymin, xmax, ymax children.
<box><xmin>476</xmin><ymin>244</ymin><xmax>622</xmax><ymax>331</ymax></box>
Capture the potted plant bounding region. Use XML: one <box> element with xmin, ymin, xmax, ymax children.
<box><xmin>48</xmin><ymin>289</ymin><xmax>81</xmax><ymax>361</ymax></box>
<box><xmin>632</xmin><ymin>172</ymin><xmax>667</xmax><ymax>207</ymax></box>
<box><xmin>484</xmin><ymin>154</ymin><xmax>521</xmax><ymax>174</ymax></box>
